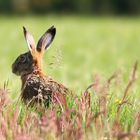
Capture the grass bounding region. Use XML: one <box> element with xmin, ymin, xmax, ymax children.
<box><xmin>0</xmin><ymin>15</ymin><xmax>140</xmax><ymax>139</ymax></box>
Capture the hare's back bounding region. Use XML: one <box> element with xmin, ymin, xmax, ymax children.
<box><xmin>21</xmin><ymin>74</ymin><xmax>68</xmax><ymax>104</ymax></box>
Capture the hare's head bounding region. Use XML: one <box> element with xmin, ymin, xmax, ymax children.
<box><xmin>12</xmin><ymin>26</ymin><xmax>56</xmax><ymax>76</ymax></box>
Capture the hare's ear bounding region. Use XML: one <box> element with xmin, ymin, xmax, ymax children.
<box><xmin>36</xmin><ymin>26</ymin><xmax>56</xmax><ymax>52</ymax></box>
<box><xmin>23</xmin><ymin>26</ymin><xmax>36</xmax><ymax>52</ymax></box>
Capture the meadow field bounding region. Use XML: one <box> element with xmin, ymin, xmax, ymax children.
<box><xmin>0</xmin><ymin>15</ymin><xmax>140</xmax><ymax>139</ymax></box>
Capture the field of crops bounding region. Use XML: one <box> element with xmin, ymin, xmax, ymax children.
<box><xmin>0</xmin><ymin>15</ymin><xmax>140</xmax><ymax>139</ymax></box>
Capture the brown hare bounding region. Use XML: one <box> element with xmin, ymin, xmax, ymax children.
<box><xmin>12</xmin><ymin>26</ymin><xmax>68</xmax><ymax>106</ymax></box>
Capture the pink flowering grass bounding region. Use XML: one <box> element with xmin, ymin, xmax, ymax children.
<box><xmin>0</xmin><ymin>62</ymin><xmax>140</xmax><ymax>140</ymax></box>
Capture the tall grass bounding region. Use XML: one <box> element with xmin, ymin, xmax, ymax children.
<box><xmin>0</xmin><ymin>62</ymin><xmax>140</xmax><ymax>139</ymax></box>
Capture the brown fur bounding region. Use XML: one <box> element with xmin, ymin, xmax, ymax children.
<box><xmin>12</xmin><ymin>26</ymin><xmax>68</xmax><ymax>106</ymax></box>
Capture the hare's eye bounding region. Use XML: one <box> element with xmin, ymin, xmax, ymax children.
<box><xmin>20</xmin><ymin>56</ymin><xmax>26</xmax><ymax>63</ymax></box>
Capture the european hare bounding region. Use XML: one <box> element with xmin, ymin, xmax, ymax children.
<box><xmin>12</xmin><ymin>26</ymin><xmax>68</xmax><ymax>106</ymax></box>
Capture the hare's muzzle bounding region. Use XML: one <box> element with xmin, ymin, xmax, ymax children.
<box><xmin>12</xmin><ymin>62</ymin><xmax>19</xmax><ymax>75</ymax></box>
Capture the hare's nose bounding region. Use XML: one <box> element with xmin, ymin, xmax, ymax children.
<box><xmin>12</xmin><ymin>63</ymin><xmax>17</xmax><ymax>74</ymax></box>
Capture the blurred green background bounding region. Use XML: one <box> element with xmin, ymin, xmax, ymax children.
<box><xmin>0</xmin><ymin>0</ymin><xmax>140</xmax><ymax>15</ymax></box>
<box><xmin>0</xmin><ymin>0</ymin><xmax>140</xmax><ymax>99</ymax></box>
